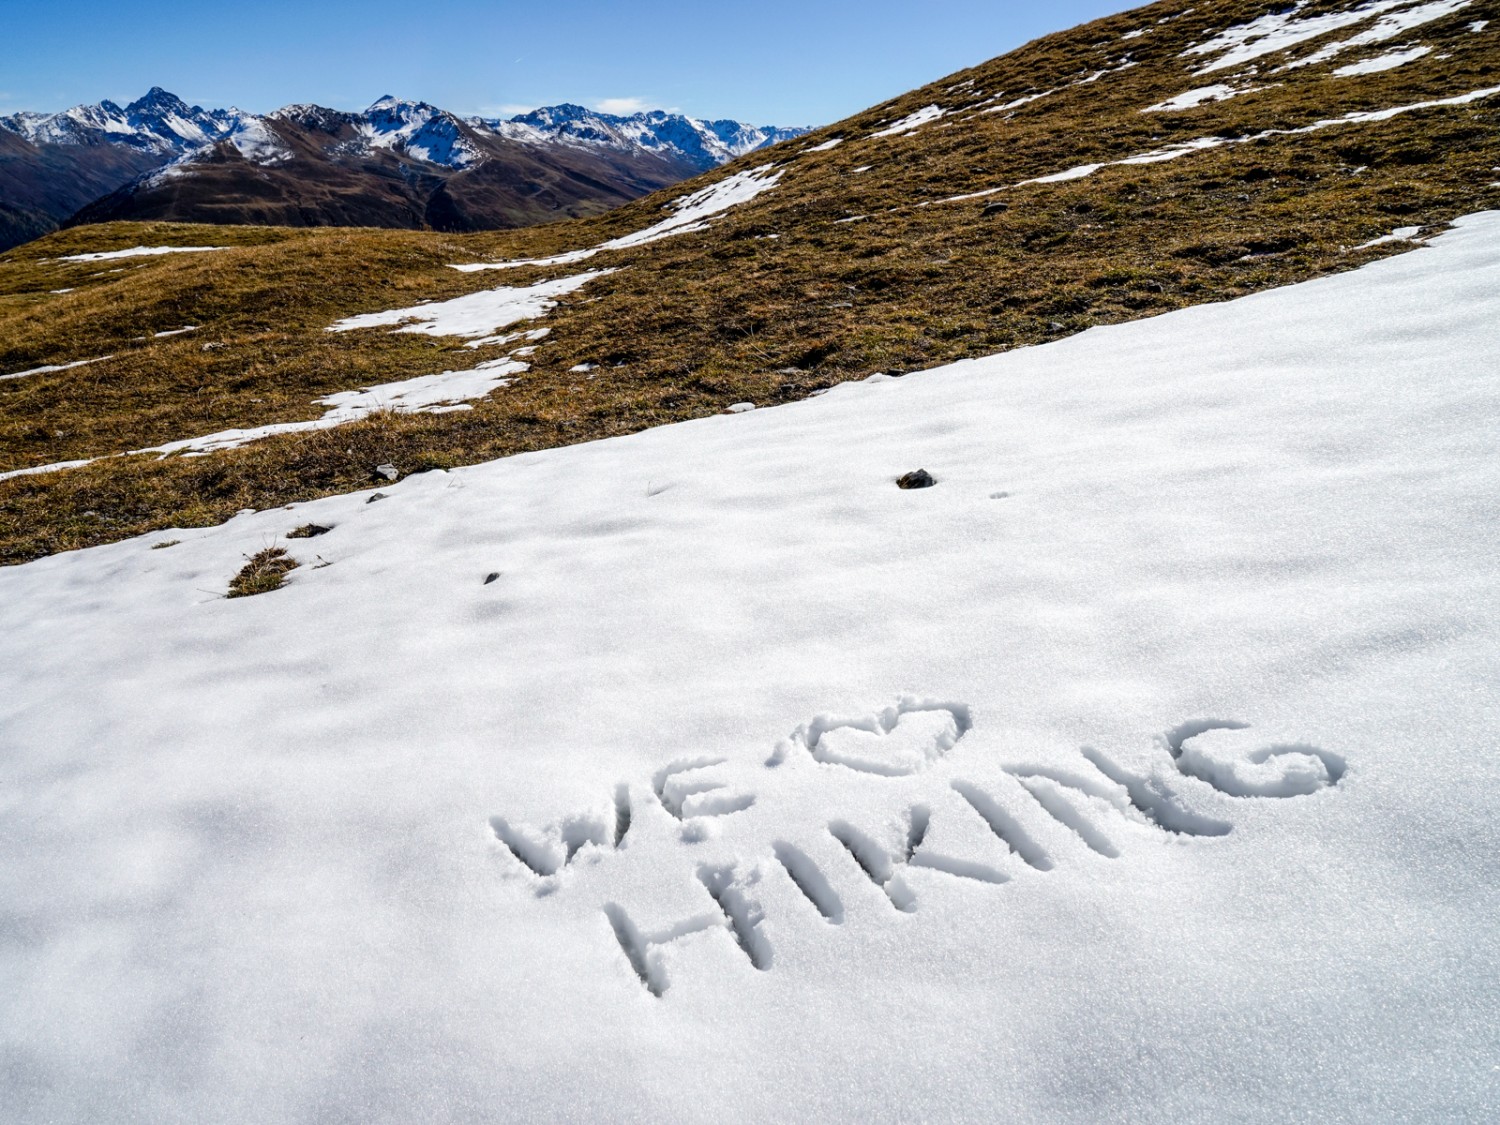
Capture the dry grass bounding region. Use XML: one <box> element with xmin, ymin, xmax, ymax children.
<box><xmin>4</xmin><ymin>0</ymin><xmax>1499</xmax><ymax>563</ymax></box>
<box><xmin>226</xmin><ymin>546</ymin><xmax>299</xmax><ymax>597</ymax></box>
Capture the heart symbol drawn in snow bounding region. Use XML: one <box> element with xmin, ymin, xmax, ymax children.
<box><xmin>770</xmin><ymin>696</ymin><xmax>973</xmax><ymax>776</ymax></box>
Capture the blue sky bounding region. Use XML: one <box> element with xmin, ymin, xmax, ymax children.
<box><xmin>5</xmin><ymin>1</ymin><xmax>1141</xmax><ymax>124</ymax></box>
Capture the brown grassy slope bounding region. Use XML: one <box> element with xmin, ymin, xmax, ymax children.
<box><xmin>3</xmin><ymin>0</ymin><xmax>1500</xmax><ymax>563</ymax></box>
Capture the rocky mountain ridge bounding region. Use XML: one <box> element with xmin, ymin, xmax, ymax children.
<box><xmin>0</xmin><ymin>90</ymin><xmax>807</xmax><ymax>247</ymax></box>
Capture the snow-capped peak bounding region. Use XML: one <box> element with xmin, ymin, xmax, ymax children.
<box><xmin>0</xmin><ymin>87</ymin><xmax>242</xmax><ymax>155</ymax></box>
<box><xmin>0</xmin><ymin>89</ymin><xmax>804</xmax><ymax>179</ymax></box>
<box><xmin>358</xmin><ymin>96</ymin><xmax>483</xmax><ymax>169</ymax></box>
<box><xmin>485</xmin><ymin>104</ymin><xmax>807</xmax><ymax>172</ymax></box>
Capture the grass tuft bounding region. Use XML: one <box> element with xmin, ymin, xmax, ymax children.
<box><xmin>227</xmin><ymin>547</ymin><xmax>298</xmax><ymax>598</ymax></box>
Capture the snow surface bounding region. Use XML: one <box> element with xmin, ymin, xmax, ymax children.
<box><xmin>1333</xmin><ymin>44</ymin><xmax>1433</xmax><ymax>74</ymax></box>
<box><xmin>0</xmin><ymin>355</ymin><xmax>534</xmax><ymax>479</ymax></box>
<box><xmin>869</xmin><ymin>105</ymin><xmax>947</xmax><ymax>138</ymax></box>
<box><xmin>0</xmin><ymin>458</ymin><xmax>93</xmax><ymax>483</ymax></box>
<box><xmin>804</xmin><ymin>137</ymin><xmax>844</xmax><ymax>152</ymax></box>
<box><xmin>0</xmin><ymin>355</ymin><xmax>110</xmax><ymax>382</ymax></box>
<box><xmin>451</xmin><ymin>166</ymin><xmax>783</xmax><ymax>271</ymax></box>
<box><xmin>54</xmin><ymin>245</ymin><xmax>227</xmax><ymax>263</ymax></box>
<box><xmin>1284</xmin><ymin>0</ymin><xmax>1472</xmax><ymax>69</ymax></box>
<box><xmin>449</xmin><ymin>249</ymin><xmax>599</xmax><ymax>273</ymax></box>
<box><xmin>3</xmin><ymin>213</ymin><xmax>1499</xmax><ymax>1121</ymax></box>
<box><xmin>1184</xmin><ymin>0</ymin><xmax>1422</xmax><ymax>72</ymax></box>
<box><xmin>225</xmin><ymin>117</ymin><xmax>294</xmax><ymax>165</ymax></box>
<box><xmin>980</xmin><ymin>90</ymin><xmax>1054</xmax><ymax>115</ymax></box>
<box><xmin>1143</xmin><ymin>84</ymin><xmax>1254</xmax><ymax>112</ymax></box>
<box><xmin>327</xmin><ymin>271</ymin><xmax>613</xmax><ymax>337</ymax></box>
<box><xmin>600</xmin><ymin>166</ymin><xmax>784</xmax><ymax>251</ymax></box>
<box><xmin>137</xmin><ymin>358</ymin><xmax>531</xmax><ymax>457</ymax></box>
<box><xmin>1351</xmin><ymin>224</ymin><xmax>1424</xmax><ymax>248</ymax></box>
<box><xmin>962</xmin><ymin>84</ymin><xmax>1500</xmax><ymax>198</ymax></box>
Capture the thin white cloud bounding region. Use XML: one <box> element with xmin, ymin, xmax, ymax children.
<box><xmin>593</xmin><ymin>97</ymin><xmax>659</xmax><ymax>115</ymax></box>
<box><xmin>480</xmin><ymin>103</ymin><xmax>541</xmax><ymax>118</ymax></box>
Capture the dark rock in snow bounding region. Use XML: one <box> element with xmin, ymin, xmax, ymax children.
<box><xmin>897</xmin><ymin>469</ymin><xmax>936</xmax><ymax>490</ymax></box>
<box><xmin>484</xmin><ymin>572</ymin><xmax>500</xmax><ymax>585</ymax></box>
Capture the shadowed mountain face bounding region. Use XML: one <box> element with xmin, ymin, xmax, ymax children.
<box><xmin>0</xmin><ymin>93</ymin><xmax>808</xmax><ymax>247</ymax></box>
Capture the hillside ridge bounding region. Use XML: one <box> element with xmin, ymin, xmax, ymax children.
<box><xmin>2</xmin><ymin>0</ymin><xmax>1498</xmax><ymax>563</ymax></box>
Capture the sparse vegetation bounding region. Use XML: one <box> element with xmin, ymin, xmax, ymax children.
<box><xmin>226</xmin><ymin>546</ymin><xmax>299</xmax><ymax>597</ymax></box>
<box><xmin>287</xmin><ymin>523</ymin><xmax>331</xmax><ymax>538</ymax></box>
<box><xmin>4</xmin><ymin>0</ymin><xmax>1499</xmax><ymax>563</ymax></box>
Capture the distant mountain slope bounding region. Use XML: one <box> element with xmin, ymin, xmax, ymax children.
<box><xmin>0</xmin><ymin>92</ymin><xmax>807</xmax><ymax>247</ymax></box>
<box><xmin>2</xmin><ymin>0</ymin><xmax>1499</xmax><ymax>563</ymax></box>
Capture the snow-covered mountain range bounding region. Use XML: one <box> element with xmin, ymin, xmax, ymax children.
<box><xmin>0</xmin><ymin>90</ymin><xmax>806</xmax><ymax>248</ymax></box>
<box><xmin>0</xmin><ymin>87</ymin><xmax>242</xmax><ymax>155</ymax></box>
<box><xmin>491</xmin><ymin>102</ymin><xmax>806</xmax><ymax>169</ymax></box>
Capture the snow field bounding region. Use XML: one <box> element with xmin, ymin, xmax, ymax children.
<box><xmin>327</xmin><ymin>269</ymin><xmax>613</xmax><ymax>336</ymax></box>
<box><xmin>939</xmin><ymin>84</ymin><xmax>1500</xmax><ymax>203</ymax></box>
<box><xmin>451</xmin><ymin>165</ymin><xmax>784</xmax><ymax>272</ymax></box>
<box><xmin>1184</xmin><ymin>0</ymin><xmax>1470</xmax><ymax>73</ymax></box>
<box><xmin>2</xmin><ymin>214</ymin><xmax>1498</xmax><ymax>1121</ymax></box>
<box><xmin>0</xmin><ymin>355</ymin><xmax>112</xmax><ymax>382</ymax></box>
<box><xmin>53</xmin><ymin>245</ymin><xmax>227</xmax><ymax>263</ymax></box>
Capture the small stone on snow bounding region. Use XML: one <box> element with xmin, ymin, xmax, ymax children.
<box><xmin>897</xmin><ymin>469</ymin><xmax>937</xmax><ymax>489</ymax></box>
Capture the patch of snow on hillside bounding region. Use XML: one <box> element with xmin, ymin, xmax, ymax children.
<box><xmin>55</xmin><ymin>245</ymin><xmax>227</xmax><ymax>263</ymax></box>
<box><xmin>1184</xmin><ymin>0</ymin><xmax>1412</xmax><ymax>72</ymax></box>
<box><xmin>972</xmin><ymin>84</ymin><xmax>1500</xmax><ymax>196</ymax></box>
<box><xmin>602</xmin><ymin>165</ymin><xmax>784</xmax><ymax>250</ymax></box>
<box><xmin>1471</xmin><ymin>19</ymin><xmax>1489</xmax><ymax>30</ymax></box>
<box><xmin>138</xmin><ymin>359</ymin><xmax>530</xmax><ymax>457</ymax></box>
<box><xmin>0</xmin><ymin>458</ymin><xmax>94</xmax><ymax>483</ymax></box>
<box><xmin>805</xmin><ymin>138</ymin><xmax>843</xmax><ymax>152</ymax></box>
<box><xmin>2</xmin><ymin>214</ymin><xmax>1499</xmax><ymax>1121</ymax></box>
<box><xmin>1144</xmin><ymin>84</ymin><xmax>1253</xmax><ymax>112</ymax></box>
<box><xmin>981</xmin><ymin>90</ymin><xmax>1054</xmax><ymax>114</ymax></box>
<box><xmin>450</xmin><ymin>249</ymin><xmax>600</xmax><ymax>273</ymax></box>
<box><xmin>328</xmin><ymin>270</ymin><xmax>614</xmax><ymax>337</ymax></box>
<box><xmin>450</xmin><ymin>166</ymin><xmax>783</xmax><ymax>271</ymax></box>
<box><xmin>869</xmin><ymin>105</ymin><xmax>946</xmax><ymax>138</ymax></box>
<box><xmin>1284</xmin><ymin>0</ymin><xmax>1472</xmax><ymax>69</ymax></box>
<box><xmin>1333</xmin><ymin>43</ymin><xmax>1433</xmax><ymax>73</ymax></box>
<box><xmin>1351</xmin><ymin>224</ymin><xmax>1424</xmax><ymax>248</ymax></box>
<box><xmin>1</xmin><ymin>355</ymin><xmax>112</xmax><ymax>382</ymax></box>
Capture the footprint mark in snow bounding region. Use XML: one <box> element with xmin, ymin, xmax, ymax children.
<box><xmin>489</xmin><ymin>705</ymin><xmax>1344</xmax><ymax>994</ymax></box>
